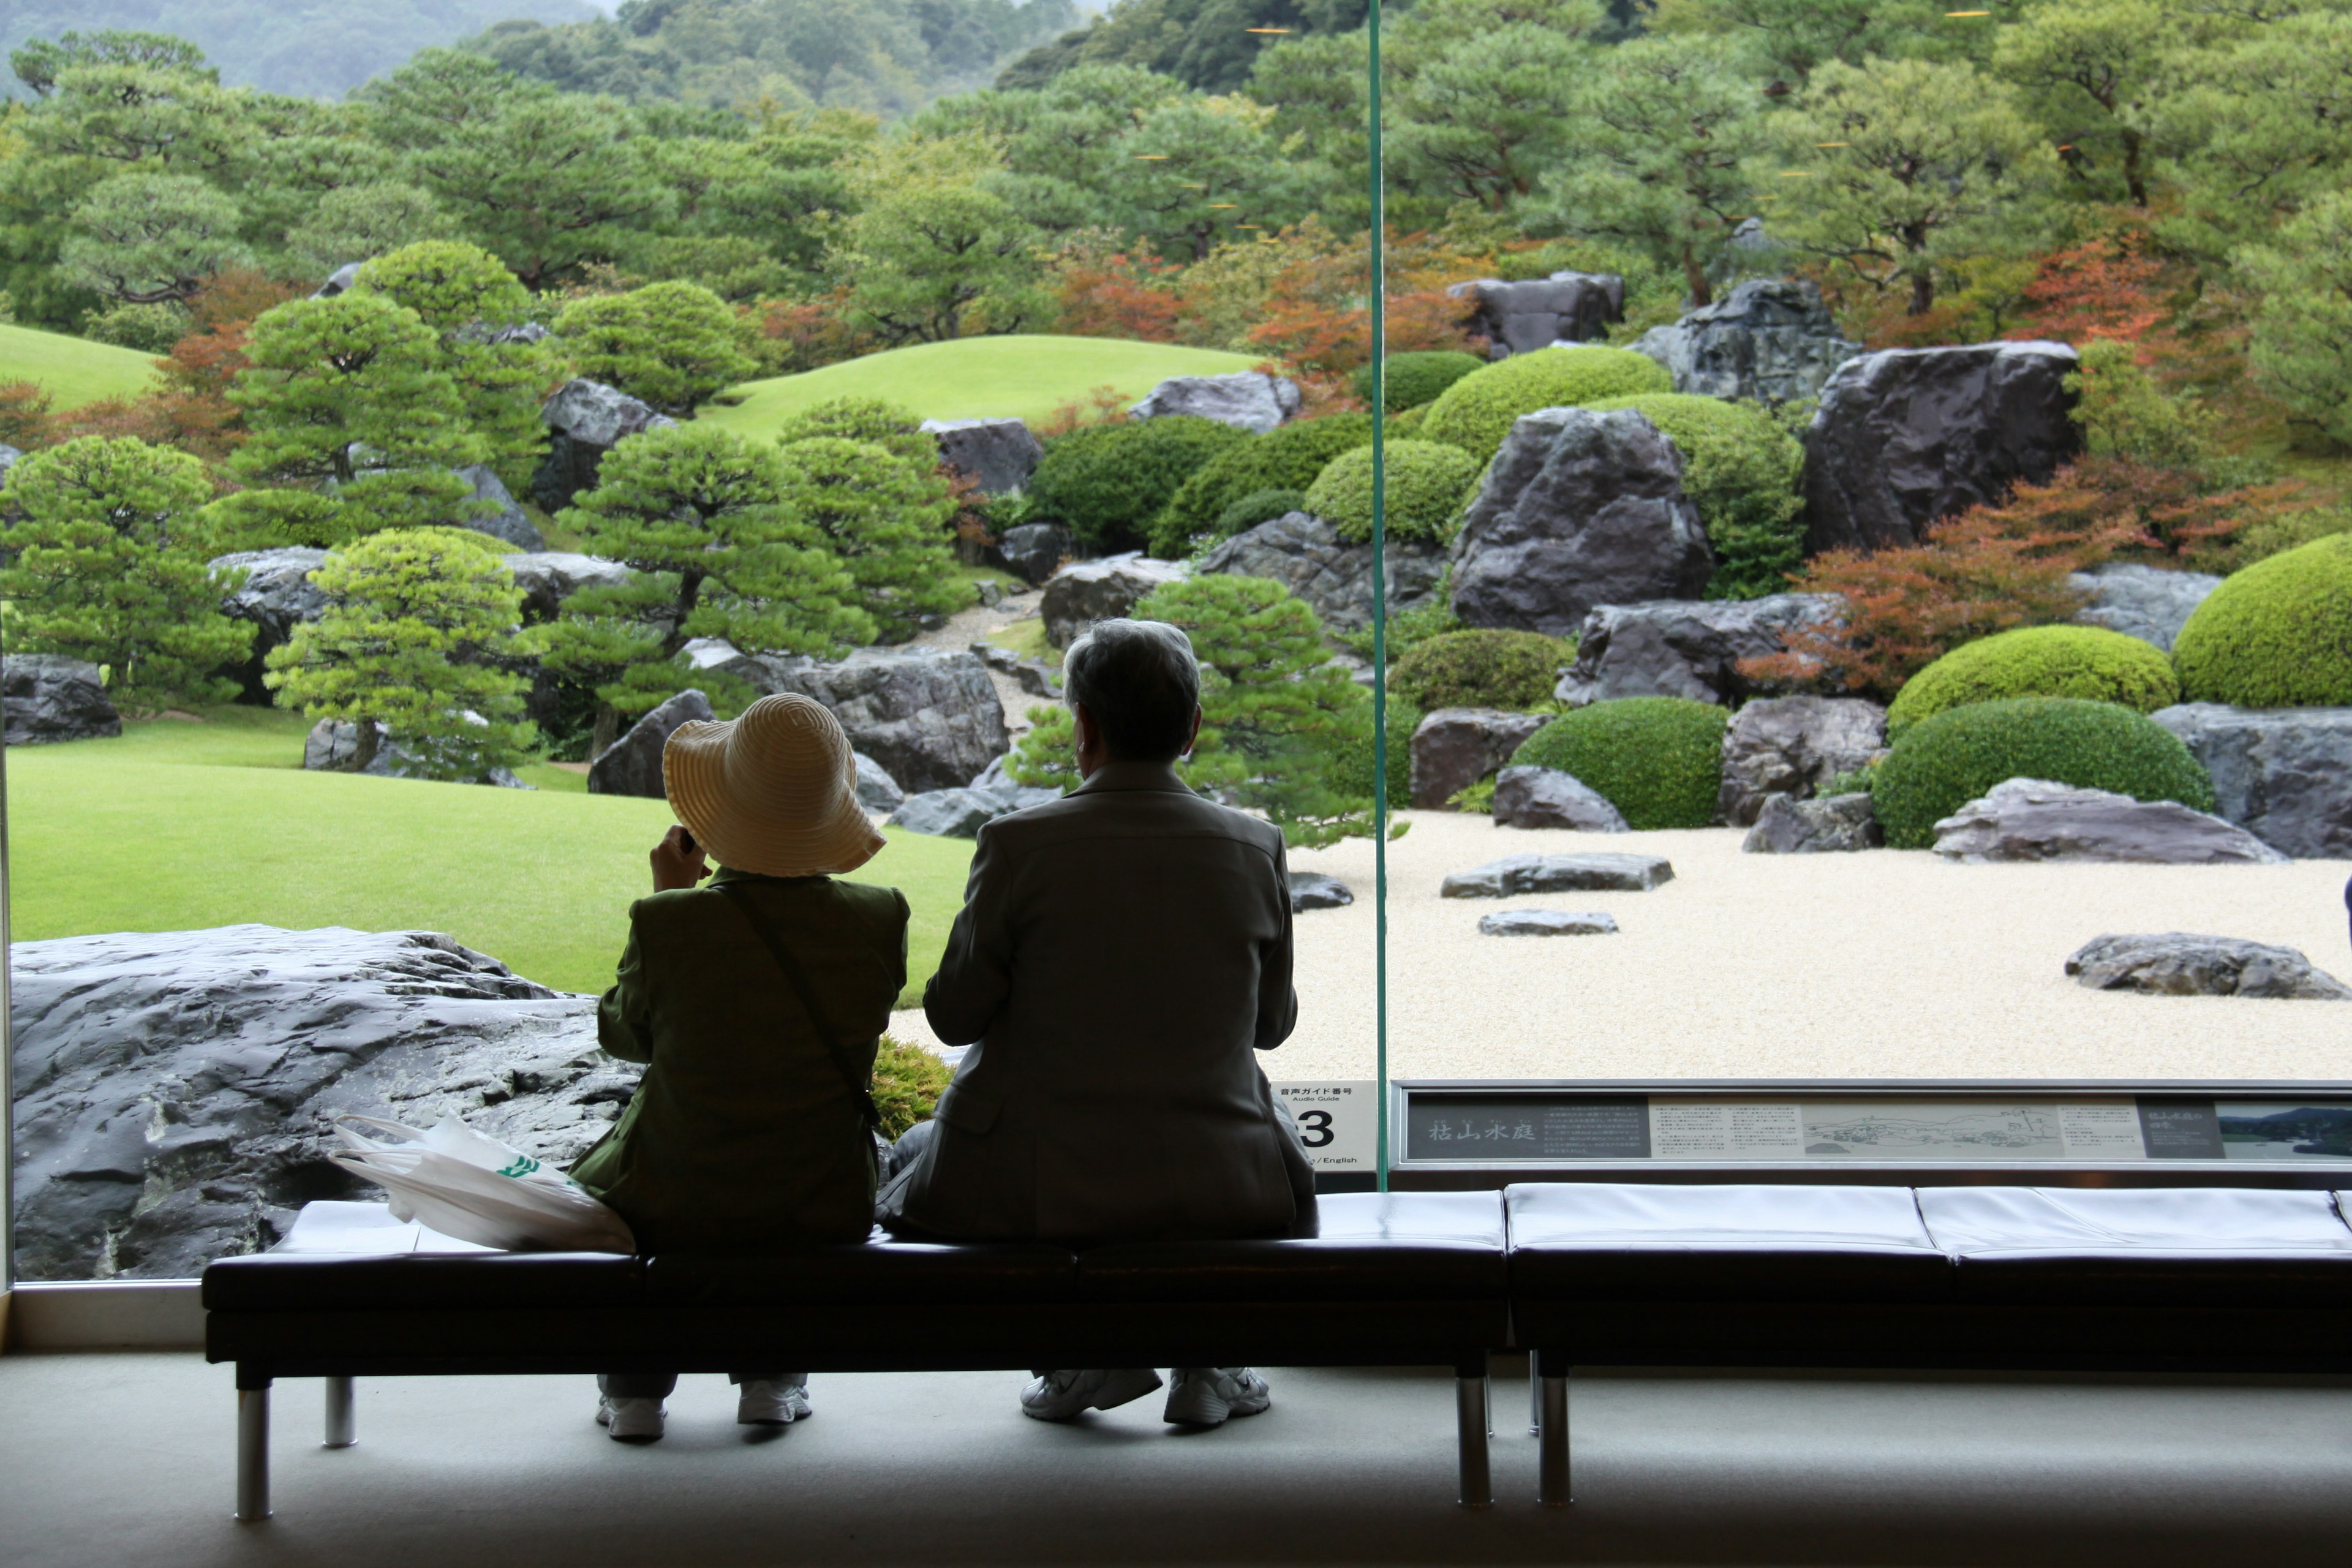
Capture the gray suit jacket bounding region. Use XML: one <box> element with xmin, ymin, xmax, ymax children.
<box><xmin>882</xmin><ymin>759</ymin><xmax>1312</xmax><ymax>1244</ymax></box>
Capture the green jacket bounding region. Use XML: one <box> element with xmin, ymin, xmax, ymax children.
<box><xmin>571</xmin><ymin>867</ymin><xmax>910</xmax><ymax>1254</ymax></box>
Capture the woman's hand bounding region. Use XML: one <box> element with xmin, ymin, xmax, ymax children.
<box><xmin>650</xmin><ymin>825</ymin><xmax>710</xmax><ymax>892</ymax></box>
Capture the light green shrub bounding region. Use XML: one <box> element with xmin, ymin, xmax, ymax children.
<box><xmin>1888</xmin><ymin>625</ymin><xmax>2182</xmax><ymax>737</ymax></box>
<box><xmin>2171</xmin><ymin>534</ymin><xmax>2352</xmax><ymax>707</ymax></box>
<box><xmin>1585</xmin><ymin>393</ymin><xmax>1805</xmax><ymax>600</ymax></box>
<box><xmin>1510</xmin><ymin>698</ymin><xmax>1727</xmax><ymax>829</ymax></box>
<box><xmin>1354</xmin><ymin>350</ymin><xmax>1485</xmax><ymax>413</ymax></box>
<box><xmin>1389</xmin><ymin>629</ymin><xmax>1575</xmax><ymax>712</ymax></box>
<box><xmin>1150</xmin><ymin>413</ymin><xmax>1373</xmax><ymax>555</ymax></box>
<box><xmin>1303</xmin><ymin>440</ymin><xmax>1483</xmax><ymax>544</ymax></box>
<box><xmin>1420</xmin><ymin>346</ymin><xmax>1670</xmax><ymax>462</ymax></box>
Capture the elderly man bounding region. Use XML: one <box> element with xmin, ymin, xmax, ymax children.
<box><xmin>880</xmin><ymin>617</ymin><xmax>1314</xmax><ymax>1428</ymax></box>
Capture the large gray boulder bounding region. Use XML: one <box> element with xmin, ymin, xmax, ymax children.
<box><xmin>0</xmin><ymin>442</ymin><xmax>22</xmax><ymax>484</ymax></box>
<box><xmin>1717</xmin><ymin>694</ymin><xmax>1887</xmax><ymax>825</ymax></box>
<box><xmin>455</xmin><ymin>464</ymin><xmax>545</xmax><ymax>551</ymax></box>
<box><xmin>1743</xmin><ymin>791</ymin><xmax>1880</xmax><ymax>854</ymax></box>
<box><xmin>853</xmin><ymin>752</ymin><xmax>905</xmax><ymax>813</ymax></box>
<box><xmin>1632</xmin><ymin>279</ymin><xmax>1861</xmax><ymax>404</ymax></box>
<box><xmin>2150</xmin><ymin>704</ymin><xmax>2352</xmax><ymax>859</ymax></box>
<box><xmin>304</xmin><ymin>717</ymin><xmax>528</xmax><ymax>788</ymax></box>
<box><xmin>311</xmin><ymin>261</ymin><xmax>365</xmax><ymax>298</ymax></box>
<box><xmin>1452</xmin><ymin>408</ymin><xmax>1713</xmax><ymax>635</ymax></box>
<box><xmin>1803</xmin><ymin>341</ymin><xmax>2081</xmax><ymax>555</ymax></box>
<box><xmin>3</xmin><ymin>655</ymin><xmax>120</xmax><ymax>746</ymax></box>
<box><xmin>886</xmin><ymin>777</ymin><xmax>1057</xmax><ymax>837</ymax></box>
<box><xmin>923</xmin><ymin>417</ymin><xmax>1042</xmax><ymax>496</ymax></box>
<box><xmin>689</xmin><ymin>644</ymin><xmax>1010</xmax><ymax>793</ymax></box>
<box><xmin>1410</xmin><ymin>708</ymin><xmax>1551</xmax><ymax>810</ymax></box>
<box><xmin>500</xmin><ymin>551</ymin><xmax>633</xmax><ymax>624</ymax></box>
<box><xmin>994</xmin><ymin>522</ymin><xmax>1071</xmax><ymax>587</ymax></box>
<box><xmin>1491</xmin><ymin>766</ymin><xmax>1629</xmax><ymax>832</ymax></box>
<box><xmin>1289</xmin><ymin>872</ymin><xmax>1354</xmax><ymax>911</ymax></box>
<box><xmin>1447</xmin><ymin>273</ymin><xmax>1624</xmax><ymax>358</ymax></box>
<box><xmin>211</xmin><ymin>547</ymin><xmax>329</xmax><ymax>703</ymax></box>
<box><xmin>587</xmin><ymin>689</ymin><xmax>715</xmax><ymax>798</ymax></box>
<box><xmin>1441</xmin><ymin>852</ymin><xmax>1675</xmax><ymax>897</ymax></box>
<box><xmin>1128</xmin><ymin>372</ymin><xmax>1302</xmax><ymax>434</ymax></box>
<box><xmin>1932</xmin><ymin>778</ymin><xmax>2288</xmax><ymax>864</ymax></box>
<box><xmin>2066</xmin><ymin>933</ymin><xmax>2352</xmax><ymax>1001</ymax></box>
<box><xmin>1197</xmin><ymin>511</ymin><xmax>1447</xmax><ymax>633</ymax></box>
<box><xmin>530</xmin><ymin>379</ymin><xmax>676</xmax><ymax>513</ymax></box>
<box><xmin>2070</xmin><ymin>562</ymin><xmax>2220</xmax><ymax>652</ymax></box>
<box><xmin>1555</xmin><ymin>595</ymin><xmax>1840</xmax><ymax>710</ymax></box>
<box><xmin>9</xmin><ymin>925</ymin><xmax>631</xmax><ymax>1280</ymax></box>
<box><xmin>303</xmin><ymin>717</ymin><xmax>392</xmax><ymax>775</ymax></box>
<box><xmin>1040</xmin><ymin>552</ymin><xmax>1190</xmax><ymax>649</ymax></box>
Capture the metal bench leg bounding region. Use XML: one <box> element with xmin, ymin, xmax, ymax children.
<box><xmin>324</xmin><ymin>1377</ymin><xmax>356</xmax><ymax>1449</ymax></box>
<box><xmin>1538</xmin><ymin>1352</ymin><xmax>1570</xmax><ymax>1509</ymax></box>
<box><xmin>1529</xmin><ymin>1356</ymin><xmax>1541</xmax><ymax>1434</ymax></box>
<box><xmin>1455</xmin><ymin>1359</ymin><xmax>1491</xmax><ymax>1510</ymax></box>
<box><xmin>236</xmin><ymin>1371</ymin><xmax>272</xmax><ymax>1523</ymax></box>
<box><xmin>1483</xmin><ymin>1371</ymin><xmax>1493</xmax><ymax>1438</ymax></box>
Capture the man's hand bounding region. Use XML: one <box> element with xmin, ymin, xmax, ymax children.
<box><xmin>650</xmin><ymin>825</ymin><xmax>710</xmax><ymax>892</ymax></box>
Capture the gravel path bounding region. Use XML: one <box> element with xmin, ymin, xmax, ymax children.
<box><xmin>900</xmin><ymin>810</ymin><xmax>2352</xmax><ymax>1082</ymax></box>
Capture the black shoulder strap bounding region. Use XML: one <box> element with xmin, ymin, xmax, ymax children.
<box><xmin>714</xmin><ymin>880</ymin><xmax>882</xmax><ymax>1133</ymax></box>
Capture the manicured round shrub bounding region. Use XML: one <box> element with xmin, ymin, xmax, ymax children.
<box><xmin>1510</xmin><ymin>697</ymin><xmax>1728</xmax><ymax>829</ymax></box>
<box><xmin>1389</xmin><ymin>629</ymin><xmax>1575</xmax><ymax>712</ymax></box>
<box><xmin>1888</xmin><ymin>625</ymin><xmax>2181</xmax><ymax>737</ymax></box>
<box><xmin>2171</xmin><ymin>533</ymin><xmax>2352</xmax><ymax>707</ymax></box>
<box><xmin>1213</xmin><ymin>487</ymin><xmax>1308</xmax><ymax>537</ymax></box>
<box><xmin>1028</xmin><ymin>415</ymin><xmax>1249</xmax><ymax>552</ymax></box>
<box><xmin>1151</xmin><ymin>413</ymin><xmax>1374</xmax><ymax>555</ymax></box>
<box><xmin>1421</xmin><ymin>345</ymin><xmax>1671</xmax><ymax>462</ymax></box>
<box><xmin>1303</xmin><ymin>439</ymin><xmax>1483</xmax><ymax>545</ymax></box>
<box><xmin>1871</xmin><ymin>697</ymin><xmax>2215</xmax><ymax>849</ymax></box>
<box><xmin>1328</xmin><ymin>698</ymin><xmax>1419</xmax><ymax>809</ymax></box>
<box><xmin>1354</xmin><ymin>350</ymin><xmax>1486</xmax><ymax>413</ymax></box>
<box><xmin>1585</xmin><ymin>393</ymin><xmax>1804</xmax><ymax>601</ymax></box>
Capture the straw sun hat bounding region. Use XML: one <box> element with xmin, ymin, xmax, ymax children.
<box><xmin>662</xmin><ymin>693</ymin><xmax>884</xmax><ymax>879</ymax></box>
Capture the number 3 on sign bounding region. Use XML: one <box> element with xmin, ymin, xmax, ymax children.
<box><xmin>1270</xmin><ymin>1081</ymin><xmax>1378</xmax><ymax>1171</ymax></box>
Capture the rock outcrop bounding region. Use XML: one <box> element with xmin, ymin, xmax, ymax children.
<box><xmin>1039</xmin><ymin>553</ymin><xmax>1190</xmax><ymax>649</ymax></box>
<box><xmin>311</xmin><ymin>262</ymin><xmax>364</xmax><ymax>298</ymax></box>
<box><xmin>454</xmin><ymin>464</ymin><xmax>545</xmax><ymax>551</ymax></box>
<box><xmin>1931</xmin><ymin>778</ymin><xmax>2288</xmax><ymax>864</ymax></box>
<box><xmin>993</xmin><ymin>522</ymin><xmax>1071</xmax><ymax>587</ymax></box>
<box><xmin>500</xmin><ymin>551</ymin><xmax>633</xmax><ymax>625</ymax></box>
<box><xmin>2070</xmin><ymin>562</ymin><xmax>2220</xmax><ymax>653</ymax></box>
<box><xmin>1447</xmin><ymin>273</ymin><xmax>1625</xmax><ymax>357</ymax></box>
<box><xmin>1410</xmin><ymin>708</ymin><xmax>1551</xmax><ymax>810</ymax></box>
<box><xmin>0</xmin><ymin>443</ymin><xmax>22</xmax><ymax>484</ymax></box>
<box><xmin>587</xmin><ymin>689</ymin><xmax>715</xmax><ymax>797</ymax></box>
<box><xmin>9</xmin><ymin>925</ymin><xmax>630</xmax><ymax>1280</ymax></box>
<box><xmin>211</xmin><ymin>547</ymin><xmax>328</xmax><ymax>702</ymax></box>
<box><xmin>2150</xmin><ymin>704</ymin><xmax>2352</xmax><ymax>860</ymax></box>
<box><xmin>301</xmin><ymin>718</ymin><xmax>528</xmax><ymax>788</ymax></box>
<box><xmin>1440</xmin><ymin>852</ymin><xmax>1675</xmax><ymax>897</ymax></box>
<box><xmin>853</xmin><ymin>752</ymin><xmax>905</xmax><ymax>813</ymax></box>
<box><xmin>687</xmin><ymin>644</ymin><xmax>1010</xmax><ymax>793</ymax></box>
<box><xmin>1479</xmin><ymin>910</ymin><xmax>1619</xmax><ymax>937</ymax></box>
<box><xmin>1742</xmin><ymin>791</ymin><xmax>1880</xmax><ymax>853</ymax></box>
<box><xmin>2</xmin><ymin>655</ymin><xmax>121</xmax><ymax>746</ymax></box>
<box><xmin>886</xmin><ymin>774</ymin><xmax>1057</xmax><ymax>837</ymax></box>
<box><xmin>1803</xmin><ymin>341</ymin><xmax>2081</xmax><ymax>555</ymax></box>
<box><xmin>2065</xmin><ymin>933</ymin><xmax>2352</xmax><ymax>1001</ymax></box>
<box><xmin>923</xmin><ymin>418</ymin><xmax>1043</xmax><ymax>496</ymax></box>
<box><xmin>1555</xmin><ymin>595</ymin><xmax>1839</xmax><ymax>710</ymax></box>
<box><xmin>1717</xmin><ymin>695</ymin><xmax>1887</xmax><ymax>826</ymax></box>
<box><xmin>530</xmin><ymin>379</ymin><xmax>676</xmax><ymax>513</ymax></box>
<box><xmin>1631</xmin><ymin>279</ymin><xmax>1860</xmax><ymax>404</ymax></box>
<box><xmin>1451</xmin><ymin>408</ymin><xmax>1713</xmax><ymax>635</ymax></box>
<box><xmin>1197</xmin><ymin>511</ymin><xmax>1447</xmax><ymax>633</ymax></box>
<box><xmin>1490</xmin><ymin>766</ymin><xmax>1629</xmax><ymax>832</ymax></box>
<box><xmin>1128</xmin><ymin>372</ymin><xmax>1301</xmax><ymax>434</ymax></box>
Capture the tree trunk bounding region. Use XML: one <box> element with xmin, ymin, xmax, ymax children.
<box><xmin>2123</xmin><ymin>128</ymin><xmax>2148</xmax><ymax>208</ymax></box>
<box><xmin>351</xmin><ymin>716</ymin><xmax>379</xmax><ymax>774</ymax></box>
<box><xmin>1907</xmin><ymin>271</ymin><xmax>1936</xmax><ymax>316</ymax></box>
<box><xmin>1681</xmin><ymin>244</ymin><xmax>1713</xmax><ymax>309</ymax></box>
<box><xmin>590</xmin><ymin>703</ymin><xmax>621</xmax><ymax>763</ymax></box>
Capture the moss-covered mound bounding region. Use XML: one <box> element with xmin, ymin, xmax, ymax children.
<box><xmin>1871</xmin><ymin>697</ymin><xmax>2215</xmax><ymax>848</ymax></box>
<box><xmin>1389</xmin><ymin>629</ymin><xmax>1575</xmax><ymax>712</ymax></box>
<box><xmin>1303</xmin><ymin>440</ymin><xmax>1484</xmax><ymax>545</ymax></box>
<box><xmin>1889</xmin><ymin>625</ymin><xmax>2182</xmax><ymax>737</ymax></box>
<box><xmin>2172</xmin><ymin>533</ymin><xmax>2352</xmax><ymax>707</ymax></box>
<box><xmin>1510</xmin><ymin>697</ymin><xmax>1727</xmax><ymax>829</ymax></box>
<box><xmin>1420</xmin><ymin>346</ymin><xmax>1670</xmax><ymax>462</ymax></box>
<box><xmin>1585</xmin><ymin>393</ymin><xmax>1805</xmax><ymax>601</ymax></box>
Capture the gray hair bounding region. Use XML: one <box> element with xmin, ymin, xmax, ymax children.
<box><xmin>1063</xmin><ymin>618</ymin><xmax>1200</xmax><ymax>761</ymax></box>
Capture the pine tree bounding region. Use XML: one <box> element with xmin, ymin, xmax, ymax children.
<box><xmin>551</xmin><ymin>280</ymin><xmax>754</xmax><ymax>417</ymax></box>
<box><xmin>775</xmin><ymin>436</ymin><xmax>965</xmax><ymax>641</ymax></box>
<box><xmin>0</xmin><ymin>434</ymin><xmax>252</xmax><ymax>707</ymax></box>
<box><xmin>354</xmin><ymin>240</ymin><xmax>551</xmax><ymax>489</ymax></box>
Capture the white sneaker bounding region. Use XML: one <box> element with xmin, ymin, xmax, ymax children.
<box><xmin>1019</xmin><ymin>1367</ymin><xmax>1164</xmax><ymax>1422</ymax></box>
<box><xmin>597</xmin><ymin>1395</ymin><xmax>665</xmax><ymax>1442</ymax></box>
<box><xmin>737</xmin><ymin>1378</ymin><xmax>812</xmax><ymax>1426</ymax></box>
<box><xmin>1163</xmin><ymin>1366</ymin><xmax>1271</xmax><ymax>1426</ymax></box>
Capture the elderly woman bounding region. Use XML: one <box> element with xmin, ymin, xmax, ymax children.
<box><xmin>571</xmin><ymin>693</ymin><xmax>909</xmax><ymax>1443</ymax></box>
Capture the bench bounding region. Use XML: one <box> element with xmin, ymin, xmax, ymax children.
<box><xmin>1507</xmin><ymin>1183</ymin><xmax>2352</xmax><ymax>1507</ymax></box>
<box><xmin>202</xmin><ymin>1190</ymin><xmax>1512</xmax><ymax>1521</ymax></box>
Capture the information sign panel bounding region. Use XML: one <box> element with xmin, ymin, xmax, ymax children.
<box><xmin>1271</xmin><ymin>1080</ymin><xmax>1378</xmax><ymax>1173</ymax></box>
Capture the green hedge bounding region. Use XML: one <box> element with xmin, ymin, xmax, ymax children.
<box><xmin>1150</xmin><ymin>413</ymin><xmax>1374</xmax><ymax>556</ymax></box>
<box><xmin>1213</xmin><ymin>488</ymin><xmax>1308</xmax><ymax>537</ymax></box>
<box><xmin>1329</xmin><ymin>698</ymin><xmax>1419</xmax><ymax>809</ymax></box>
<box><xmin>1028</xmin><ymin>415</ymin><xmax>1248</xmax><ymax>553</ymax></box>
<box><xmin>1585</xmin><ymin>393</ymin><xmax>1804</xmax><ymax>601</ymax></box>
<box><xmin>1871</xmin><ymin>697</ymin><xmax>2215</xmax><ymax>848</ymax></box>
<box><xmin>1303</xmin><ymin>440</ymin><xmax>1483</xmax><ymax>545</ymax></box>
<box><xmin>1353</xmin><ymin>350</ymin><xmax>1486</xmax><ymax>413</ymax></box>
<box><xmin>1389</xmin><ymin>629</ymin><xmax>1574</xmax><ymax>712</ymax></box>
<box><xmin>1888</xmin><ymin>625</ymin><xmax>2180</xmax><ymax>737</ymax></box>
<box><xmin>2172</xmin><ymin>533</ymin><xmax>2352</xmax><ymax>707</ymax></box>
<box><xmin>1421</xmin><ymin>346</ymin><xmax>1670</xmax><ymax>462</ymax></box>
<box><xmin>1511</xmin><ymin>697</ymin><xmax>1727</xmax><ymax>829</ymax></box>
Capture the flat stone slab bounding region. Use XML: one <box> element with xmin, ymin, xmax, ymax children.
<box><xmin>1479</xmin><ymin>910</ymin><xmax>1619</xmax><ymax>937</ymax></box>
<box><xmin>1441</xmin><ymin>852</ymin><xmax>1673</xmax><ymax>898</ymax></box>
<box><xmin>2065</xmin><ymin>933</ymin><xmax>2352</xmax><ymax>1001</ymax></box>
<box><xmin>1288</xmin><ymin>872</ymin><xmax>1354</xmax><ymax>913</ymax></box>
<box><xmin>1933</xmin><ymin>778</ymin><xmax>2286</xmax><ymax>865</ymax></box>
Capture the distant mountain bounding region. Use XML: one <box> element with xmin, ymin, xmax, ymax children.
<box><xmin>1</xmin><ymin>1</ymin><xmax>597</xmax><ymax>101</ymax></box>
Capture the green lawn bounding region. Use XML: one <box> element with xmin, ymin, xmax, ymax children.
<box><xmin>7</xmin><ymin>709</ymin><xmax>976</xmax><ymax>1006</ymax></box>
<box><xmin>0</xmin><ymin>321</ymin><xmax>162</xmax><ymax>409</ymax></box>
<box><xmin>701</xmin><ymin>335</ymin><xmax>1266</xmax><ymax>435</ymax></box>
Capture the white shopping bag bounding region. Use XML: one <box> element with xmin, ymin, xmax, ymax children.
<box><xmin>328</xmin><ymin>1115</ymin><xmax>636</xmax><ymax>1254</ymax></box>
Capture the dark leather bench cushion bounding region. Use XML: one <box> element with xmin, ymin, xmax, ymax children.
<box><xmin>1507</xmin><ymin>1182</ymin><xmax>1951</xmax><ymax>1301</ymax></box>
<box><xmin>646</xmin><ymin>1234</ymin><xmax>1078</xmax><ymax>1306</ymax></box>
<box><xmin>1077</xmin><ymin>1191</ymin><xmax>1507</xmax><ymax>1303</ymax></box>
<box><xmin>203</xmin><ymin>1251</ymin><xmax>644</xmax><ymax>1313</ymax></box>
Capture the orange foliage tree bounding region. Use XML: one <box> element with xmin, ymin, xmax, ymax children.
<box><xmin>1050</xmin><ymin>243</ymin><xmax>1183</xmax><ymax>343</ymax></box>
